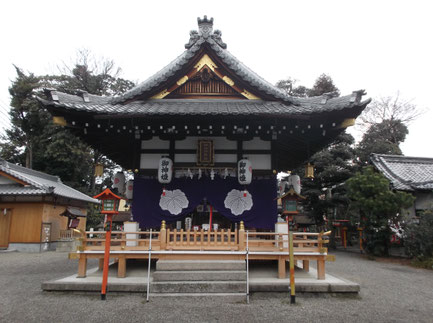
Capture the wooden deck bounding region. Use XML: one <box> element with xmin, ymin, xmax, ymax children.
<box><xmin>70</xmin><ymin>222</ymin><xmax>332</xmax><ymax>280</ymax></box>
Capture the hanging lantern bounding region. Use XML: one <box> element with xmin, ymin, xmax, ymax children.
<box><xmin>158</xmin><ymin>157</ymin><xmax>173</xmax><ymax>184</ymax></box>
<box><xmin>113</xmin><ymin>171</ymin><xmax>126</xmax><ymax>194</ymax></box>
<box><xmin>305</xmin><ymin>163</ymin><xmax>314</xmax><ymax>179</ymax></box>
<box><xmin>94</xmin><ymin>163</ymin><xmax>104</xmax><ymax>177</ymax></box>
<box><xmin>290</xmin><ymin>175</ymin><xmax>301</xmax><ymax>194</ymax></box>
<box><xmin>125</xmin><ymin>180</ymin><xmax>134</xmax><ymax>200</ymax></box>
<box><xmin>238</xmin><ymin>159</ymin><xmax>252</xmax><ymax>185</ymax></box>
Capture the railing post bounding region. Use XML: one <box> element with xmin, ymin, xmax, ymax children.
<box><xmin>289</xmin><ymin>231</ymin><xmax>296</xmax><ymax>304</ymax></box>
<box><xmin>239</xmin><ymin>221</ymin><xmax>245</xmax><ymax>251</ymax></box>
<box><xmin>160</xmin><ymin>220</ymin><xmax>166</xmax><ymax>250</ymax></box>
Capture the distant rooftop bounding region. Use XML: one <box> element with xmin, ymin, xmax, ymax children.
<box><xmin>370</xmin><ymin>154</ymin><xmax>433</xmax><ymax>191</ymax></box>
<box><xmin>0</xmin><ymin>159</ymin><xmax>99</xmax><ymax>204</ymax></box>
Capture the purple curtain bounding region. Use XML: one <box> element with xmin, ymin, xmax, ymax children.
<box><xmin>132</xmin><ymin>176</ymin><xmax>277</xmax><ymax>229</ymax></box>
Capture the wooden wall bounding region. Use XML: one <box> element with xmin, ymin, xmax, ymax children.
<box><xmin>0</xmin><ymin>202</ymin><xmax>87</xmax><ymax>244</ymax></box>
<box><xmin>42</xmin><ymin>204</ymin><xmax>86</xmax><ymax>241</ymax></box>
<box><xmin>1</xmin><ymin>203</ymin><xmax>44</xmax><ymax>243</ymax></box>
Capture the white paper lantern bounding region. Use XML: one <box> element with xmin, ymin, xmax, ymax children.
<box><xmin>290</xmin><ymin>175</ymin><xmax>301</xmax><ymax>194</ymax></box>
<box><xmin>158</xmin><ymin>157</ymin><xmax>173</xmax><ymax>184</ymax></box>
<box><xmin>279</xmin><ymin>180</ymin><xmax>289</xmax><ymax>196</ymax></box>
<box><xmin>238</xmin><ymin>159</ymin><xmax>252</xmax><ymax>185</ymax></box>
<box><xmin>125</xmin><ymin>180</ymin><xmax>134</xmax><ymax>200</ymax></box>
<box><xmin>113</xmin><ymin>171</ymin><xmax>126</xmax><ymax>194</ymax></box>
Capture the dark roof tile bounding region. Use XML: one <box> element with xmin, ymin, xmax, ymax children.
<box><xmin>0</xmin><ymin>159</ymin><xmax>99</xmax><ymax>203</ymax></box>
<box><xmin>370</xmin><ymin>154</ymin><xmax>433</xmax><ymax>191</ymax></box>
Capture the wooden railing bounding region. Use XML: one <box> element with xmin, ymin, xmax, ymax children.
<box><xmin>79</xmin><ymin>231</ymin><xmax>161</xmax><ymax>251</ymax></box>
<box><xmin>166</xmin><ymin>228</ymin><xmax>238</xmax><ymax>250</ymax></box>
<box><xmin>71</xmin><ymin>222</ymin><xmax>332</xmax><ymax>280</ymax></box>
<box><xmin>59</xmin><ymin>229</ymin><xmax>82</xmax><ymax>240</ymax></box>
<box><xmin>77</xmin><ymin>224</ymin><xmax>329</xmax><ymax>254</ymax></box>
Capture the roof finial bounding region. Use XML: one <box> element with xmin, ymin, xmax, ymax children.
<box><xmin>197</xmin><ymin>15</ymin><xmax>213</xmax><ymax>39</ymax></box>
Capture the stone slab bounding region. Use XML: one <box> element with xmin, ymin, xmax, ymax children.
<box><xmin>42</xmin><ymin>260</ymin><xmax>360</xmax><ymax>294</ymax></box>
<box><xmin>153</xmin><ymin>270</ymin><xmax>246</xmax><ymax>281</ymax></box>
<box><xmin>151</xmin><ymin>281</ymin><xmax>246</xmax><ymax>293</ymax></box>
<box><xmin>156</xmin><ymin>260</ymin><xmax>245</xmax><ymax>271</ymax></box>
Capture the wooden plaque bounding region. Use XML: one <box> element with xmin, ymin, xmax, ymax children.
<box><xmin>197</xmin><ymin>140</ymin><xmax>214</xmax><ymax>166</ymax></box>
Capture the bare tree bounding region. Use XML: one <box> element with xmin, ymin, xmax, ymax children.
<box><xmin>359</xmin><ymin>92</ymin><xmax>423</xmax><ymax>128</ymax></box>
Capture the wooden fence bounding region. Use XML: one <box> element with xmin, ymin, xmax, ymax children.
<box><xmin>71</xmin><ymin>221</ymin><xmax>331</xmax><ymax>280</ymax></box>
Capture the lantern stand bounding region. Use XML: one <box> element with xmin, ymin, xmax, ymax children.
<box><xmin>93</xmin><ymin>188</ymin><xmax>122</xmax><ymax>300</ymax></box>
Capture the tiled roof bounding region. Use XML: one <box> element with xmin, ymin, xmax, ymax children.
<box><xmin>370</xmin><ymin>154</ymin><xmax>433</xmax><ymax>191</ymax></box>
<box><xmin>109</xmin><ymin>21</ymin><xmax>292</xmax><ymax>104</ymax></box>
<box><xmin>38</xmin><ymin>17</ymin><xmax>370</xmax><ymax>118</ymax></box>
<box><xmin>39</xmin><ymin>96</ymin><xmax>369</xmax><ymax>117</ymax></box>
<box><xmin>0</xmin><ymin>159</ymin><xmax>99</xmax><ymax>204</ymax></box>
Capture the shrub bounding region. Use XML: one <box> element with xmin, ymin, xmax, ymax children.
<box><xmin>404</xmin><ymin>210</ymin><xmax>433</xmax><ymax>261</ymax></box>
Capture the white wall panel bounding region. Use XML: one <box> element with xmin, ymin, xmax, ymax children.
<box><xmin>243</xmin><ymin>137</ymin><xmax>271</xmax><ymax>150</ymax></box>
<box><xmin>214</xmin><ymin>154</ymin><xmax>237</xmax><ymax>163</ymax></box>
<box><xmin>175</xmin><ymin>154</ymin><xmax>196</xmax><ymax>163</ymax></box>
<box><xmin>140</xmin><ymin>154</ymin><xmax>165</xmax><ymax>169</ymax></box>
<box><xmin>141</xmin><ymin>138</ymin><xmax>169</xmax><ymax>149</ymax></box>
<box><xmin>175</xmin><ymin>137</ymin><xmax>237</xmax><ymax>150</ymax></box>
<box><xmin>242</xmin><ymin>154</ymin><xmax>271</xmax><ymax>170</ymax></box>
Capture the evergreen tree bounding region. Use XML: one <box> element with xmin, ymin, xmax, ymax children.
<box><xmin>0</xmin><ymin>51</ymin><xmax>135</xmax><ymax>195</ymax></box>
<box><xmin>356</xmin><ymin>119</ymin><xmax>408</xmax><ymax>164</ymax></box>
<box><xmin>297</xmin><ymin>133</ymin><xmax>357</xmax><ymax>225</ymax></box>
<box><xmin>3</xmin><ymin>67</ymin><xmax>48</xmax><ymax>168</ymax></box>
<box><xmin>346</xmin><ymin>166</ymin><xmax>414</xmax><ymax>256</ymax></box>
<box><xmin>276</xmin><ymin>73</ymin><xmax>339</xmax><ymax>98</ymax></box>
<box><xmin>307</xmin><ymin>73</ymin><xmax>340</xmax><ymax>97</ymax></box>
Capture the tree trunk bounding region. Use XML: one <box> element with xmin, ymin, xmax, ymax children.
<box><xmin>25</xmin><ymin>142</ymin><xmax>33</xmax><ymax>169</ymax></box>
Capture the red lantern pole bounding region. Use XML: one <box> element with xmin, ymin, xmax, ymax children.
<box><xmin>101</xmin><ymin>213</ymin><xmax>113</xmax><ymax>300</ymax></box>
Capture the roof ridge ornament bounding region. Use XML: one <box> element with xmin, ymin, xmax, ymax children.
<box><xmin>198</xmin><ymin>15</ymin><xmax>213</xmax><ymax>38</ymax></box>
<box><xmin>350</xmin><ymin>89</ymin><xmax>367</xmax><ymax>103</ymax></box>
<box><xmin>185</xmin><ymin>16</ymin><xmax>227</xmax><ymax>49</ymax></box>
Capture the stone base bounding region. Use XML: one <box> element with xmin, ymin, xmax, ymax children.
<box><xmin>8</xmin><ymin>242</ymin><xmax>57</xmax><ymax>252</ymax></box>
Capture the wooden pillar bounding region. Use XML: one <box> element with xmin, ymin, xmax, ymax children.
<box><xmin>303</xmin><ymin>260</ymin><xmax>310</xmax><ymax>272</ymax></box>
<box><xmin>317</xmin><ymin>258</ymin><xmax>325</xmax><ymax>280</ymax></box>
<box><xmin>77</xmin><ymin>254</ymin><xmax>87</xmax><ymax>278</ymax></box>
<box><xmin>358</xmin><ymin>228</ymin><xmax>363</xmax><ymax>252</ymax></box>
<box><xmin>238</xmin><ymin>221</ymin><xmax>245</xmax><ymax>250</ymax></box>
<box><xmin>342</xmin><ymin>227</ymin><xmax>347</xmax><ymax>249</ymax></box>
<box><xmin>278</xmin><ymin>256</ymin><xmax>286</xmax><ymax>279</ymax></box>
<box><xmin>160</xmin><ymin>220</ymin><xmax>167</xmax><ymax>250</ymax></box>
<box><xmin>98</xmin><ymin>258</ymin><xmax>104</xmax><ymax>270</ymax></box>
<box><xmin>117</xmin><ymin>256</ymin><xmax>126</xmax><ymax>278</ymax></box>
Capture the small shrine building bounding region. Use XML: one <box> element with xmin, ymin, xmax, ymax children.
<box><xmin>39</xmin><ymin>17</ymin><xmax>370</xmax><ymax>231</ymax></box>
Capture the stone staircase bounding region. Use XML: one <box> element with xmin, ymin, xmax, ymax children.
<box><xmin>151</xmin><ymin>260</ymin><xmax>247</xmax><ymax>298</ymax></box>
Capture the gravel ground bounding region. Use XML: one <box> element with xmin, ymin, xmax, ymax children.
<box><xmin>0</xmin><ymin>250</ymin><xmax>432</xmax><ymax>322</ymax></box>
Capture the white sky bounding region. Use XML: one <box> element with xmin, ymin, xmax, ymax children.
<box><xmin>0</xmin><ymin>0</ymin><xmax>432</xmax><ymax>157</ymax></box>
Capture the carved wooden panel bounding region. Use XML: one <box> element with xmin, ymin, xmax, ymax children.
<box><xmin>170</xmin><ymin>68</ymin><xmax>242</xmax><ymax>98</ymax></box>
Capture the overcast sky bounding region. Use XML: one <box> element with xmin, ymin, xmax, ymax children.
<box><xmin>0</xmin><ymin>0</ymin><xmax>432</xmax><ymax>157</ymax></box>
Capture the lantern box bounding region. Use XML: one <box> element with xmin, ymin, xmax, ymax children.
<box><xmin>93</xmin><ymin>188</ymin><xmax>122</xmax><ymax>214</ymax></box>
<box><xmin>278</xmin><ymin>188</ymin><xmax>306</xmax><ymax>215</ymax></box>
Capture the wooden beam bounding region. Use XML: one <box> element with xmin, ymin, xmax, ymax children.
<box><xmin>0</xmin><ymin>171</ymin><xmax>29</xmax><ymax>186</ymax></box>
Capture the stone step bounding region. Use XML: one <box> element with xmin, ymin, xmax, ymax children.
<box><xmin>153</xmin><ymin>270</ymin><xmax>246</xmax><ymax>282</ymax></box>
<box><xmin>156</xmin><ymin>260</ymin><xmax>245</xmax><ymax>271</ymax></box>
<box><xmin>149</xmin><ymin>293</ymin><xmax>246</xmax><ymax>302</ymax></box>
<box><xmin>151</xmin><ymin>281</ymin><xmax>246</xmax><ymax>293</ymax></box>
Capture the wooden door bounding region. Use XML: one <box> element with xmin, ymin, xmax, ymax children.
<box><xmin>0</xmin><ymin>209</ymin><xmax>12</xmax><ymax>248</ymax></box>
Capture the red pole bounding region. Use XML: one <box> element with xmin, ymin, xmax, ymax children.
<box><xmin>209</xmin><ymin>205</ymin><xmax>213</xmax><ymax>230</ymax></box>
<box><xmin>101</xmin><ymin>213</ymin><xmax>113</xmax><ymax>300</ymax></box>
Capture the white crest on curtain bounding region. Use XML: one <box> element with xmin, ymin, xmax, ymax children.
<box><xmin>224</xmin><ymin>189</ymin><xmax>253</xmax><ymax>216</ymax></box>
<box><xmin>159</xmin><ymin>189</ymin><xmax>189</xmax><ymax>215</ymax></box>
